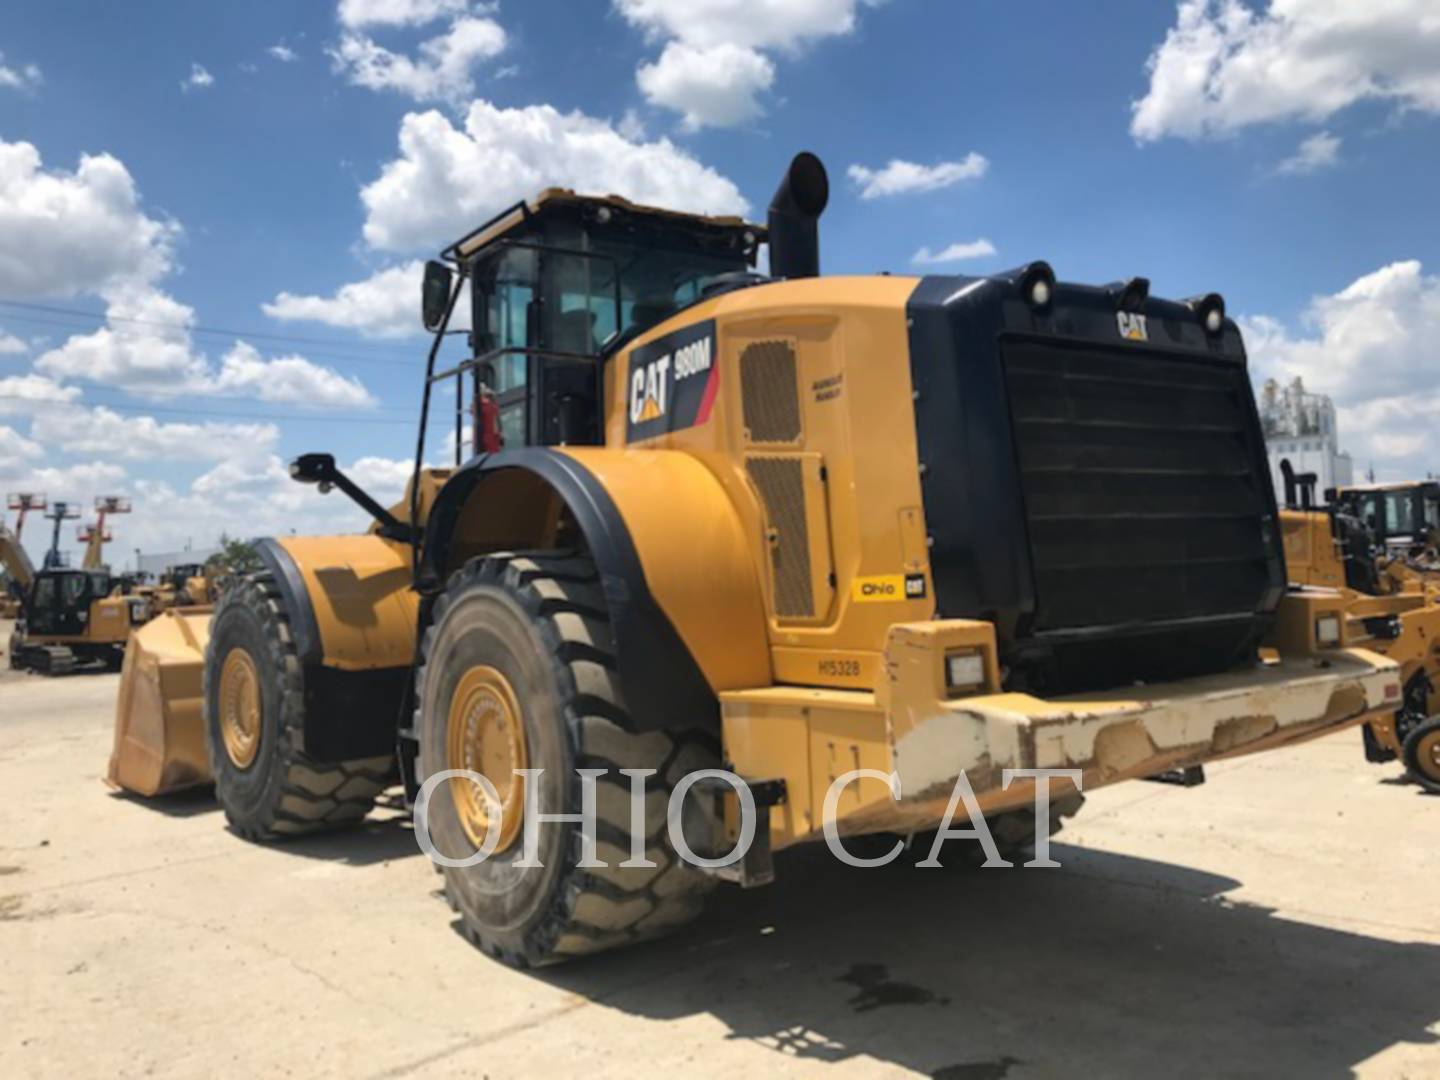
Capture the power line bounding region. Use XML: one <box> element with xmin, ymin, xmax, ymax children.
<box><xmin>0</xmin><ymin>381</ymin><xmax>419</xmax><ymax>415</ymax></box>
<box><xmin>0</xmin><ymin>298</ymin><xmax>453</xmax><ymax>366</ymax></box>
<box><xmin>0</xmin><ymin>310</ymin><xmax>423</xmax><ymax>371</ymax></box>
<box><xmin>0</xmin><ymin>392</ymin><xmax>419</xmax><ymax>426</ymax></box>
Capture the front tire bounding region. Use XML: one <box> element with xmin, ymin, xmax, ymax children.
<box><xmin>203</xmin><ymin>572</ymin><xmax>393</xmax><ymax>839</ymax></box>
<box><xmin>1402</xmin><ymin>717</ymin><xmax>1440</xmax><ymax>794</ymax></box>
<box><xmin>417</xmin><ymin>553</ymin><xmax>719</xmax><ymax>968</ymax></box>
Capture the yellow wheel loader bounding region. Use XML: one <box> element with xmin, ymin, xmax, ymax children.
<box><xmin>1279</xmin><ymin>463</ymin><xmax>1440</xmax><ymax>792</ymax></box>
<box><xmin>112</xmin><ymin>153</ymin><xmax>1402</xmax><ymax>966</ymax></box>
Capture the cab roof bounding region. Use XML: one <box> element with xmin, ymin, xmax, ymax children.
<box><xmin>444</xmin><ymin>188</ymin><xmax>764</xmax><ymax>263</ymax></box>
<box><xmin>1338</xmin><ymin>480</ymin><xmax>1440</xmax><ymax>495</ymax></box>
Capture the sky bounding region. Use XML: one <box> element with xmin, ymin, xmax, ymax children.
<box><xmin>1</xmin><ymin>0</ymin><xmax>1438</xmax><ymax>568</ymax></box>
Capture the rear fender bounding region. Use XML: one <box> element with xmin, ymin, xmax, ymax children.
<box><xmin>419</xmin><ymin>447</ymin><xmax>770</xmax><ymax>732</ymax></box>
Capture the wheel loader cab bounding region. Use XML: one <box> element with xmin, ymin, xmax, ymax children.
<box><xmin>446</xmin><ymin>191</ymin><xmax>761</xmax><ymax>454</ymax></box>
<box><xmin>1334</xmin><ymin>481</ymin><xmax>1440</xmax><ymax>555</ymax></box>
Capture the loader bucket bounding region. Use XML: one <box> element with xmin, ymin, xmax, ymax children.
<box><xmin>107</xmin><ymin>607</ymin><xmax>214</xmax><ymax>796</ymax></box>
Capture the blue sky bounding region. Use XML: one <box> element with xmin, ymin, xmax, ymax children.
<box><xmin>1</xmin><ymin>0</ymin><xmax>1438</xmax><ymax>565</ymax></box>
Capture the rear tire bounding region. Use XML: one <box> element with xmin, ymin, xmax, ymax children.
<box><xmin>416</xmin><ymin>552</ymin><xmax>719</xmax><ymax>968</ymax></box>
<box><xmin>203</xmin><ymin>572</ymin><xmax>393</xmax><ymax>840</ymax></box>
<box><xmin>1402</xmin><ymin>717</ymin><xmax>1440</xmax><ymax>794</ymax></box>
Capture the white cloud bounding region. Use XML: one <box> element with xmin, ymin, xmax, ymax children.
<box><xmin>32</xmin><ymin>287</ymin><xmax>375</xmax><ymax>407</ymax></box>
<box><xmin>0</xmin><ymin>374</ymin><xmax>81</xmax><ymax>416</ymax></box>
<box><xmin>615</xmin><ymin>0</ymin><xmax>876</xmax><ymax>50</ymax></box>
<box><xmin>268</xmin><ymin>44</ymin><xmax>299</xmax><ymax>63</ymax></box>
<box><xmin>264</xmin><ymin>260</ymin><xmax>424</xmax><ymax>338</ymax></box>
<box><xmin>182</xmin><ymin>63</ymin><xmax>215</xmax><ymax>92</ymax></box>
<box><xmin>34</xmin><ymin>287</ymin><xmax>207</xmax><ymax>392</ymax></box>
<box><xmin>0</xmin><ymin>425</ymin><xmax>42</xmax><ymax>472</ymax></box>
<box><xmin>29</xmin><ymin>404</ymin><xmax>278</xmax><ymax>463</ymax></box>
<box><xmin>0</xmin><ymin>137</ymin><xmax>373</xmax><ymax>409</ymax></box>
<box><xmin>360</xmin><ymin>102</ymin><xmax>749</xmax><ymax>252</ymax></box>
<box><xmin>911</xmin><ymin>239</ymin><xmax>998</xmax><ymax>265</ymax></box>
<box><xmin>25</xmin><ymin>460</ymin><xmax>128</xmax><ymax>495</ymax></box>
<box><xmin>349</xmin><ymin>455</ymin><xmax>417</xmax><ymax>505</ymax></box>
<box><xmin>1132</xmin><ymin>0</ymin><xmax>1440</xmax><ymax>141</ymax></box>
<box><xmin>848</xmin><ymin>155</ymin><xmax>989</xmax><ymax>200</ymax></box>
<box><xmin>1275</xmin><ymin>130</ymin><xmax>1341</xmax><ymax>175</ymax></box>
<box><xmin>616</xmin><ymin>0</ymin><xmax>884</xmax><ymax>127</ymax></box>
<box><xmin>212</xmin><ymin>342</ymin><xmax>375</xmax><ymax>407</ymax></box>
<box><xmin>636</xmin><ymin>42</ymin><xmax>775</xmax><ymax>130</ymax></box>
<box><xmin>1242</xmin><ymin>260</ymin><xmax>1440</xmax><ymax>480</ymax></box>
<box><xmin>0</xmin><ymin>330</ymin><xmax>27</xmax><ymax>355</ymax></box>
<box><xmin>0</xmin><ymin>52</ymin><xmax>42</xmax><ymax>93</ymax></box>
<box><xmin>123</xmin><ymin>451</ymin><xmax>416</xmax><ymax>559</ymax></box>
<box><xmin>337</xmin><ymin>0</ymin><xmax>469</xmax><ymax>29</ymax></box>
<box><xmin>331</xmin><ymin>14</ymin><xmax>507</xmax><ymax>103</ymax></box>
<box><xmin>0</xmin><ymin>138</ymin><xmax>178</xmax><ymax>299</ymax></box>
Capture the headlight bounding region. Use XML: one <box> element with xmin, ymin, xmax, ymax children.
<box><xmin>1315</xmin><ymin>614</ymin><xmax>1341</xmax><ymax>647</ymax></box>
<box><xmin>945</xmin><ymin>650</ymin><xmax>986</xmax><ymax>693</ymax></box>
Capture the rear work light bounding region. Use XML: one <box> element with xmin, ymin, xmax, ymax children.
<box><xmin>1186</xmin><ymin>292</ymin><xmax>1226</xmax><ymax>336</ymax></box>
<box><xmin>945</xmin><ymin>650</ymin><xmax>986</xmax><ymax>694</ymax></box>
<box><xmin>1315</xmin><ymin>614</ymin><xmax>1342</xmax><ymax>648</ymax></box>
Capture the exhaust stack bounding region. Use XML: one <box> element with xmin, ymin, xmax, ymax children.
<box><xmin>768</xmin><ymin>152</ymin><xmax>829</xmax><ymax>280</ymax></box>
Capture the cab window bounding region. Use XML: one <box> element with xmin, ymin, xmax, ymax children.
<box><xmin>1384</xmin><ymin>492</ymin><xmax>1417</xmax><ymax>537</ymax></box>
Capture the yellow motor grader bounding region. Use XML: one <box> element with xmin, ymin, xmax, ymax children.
<box><xmin>111</xmin><ymin>153</ymin><xmax>1401</xmax><ymax>966</ymax></box>
<box><xmin>1279</xmin><ymin>463</ymin><xmax>1440</xmax><ymax>792</ymax></box>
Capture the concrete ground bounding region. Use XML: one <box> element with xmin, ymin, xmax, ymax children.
<box><xmin>1</xmin><ymin>617</ymin><xmax>1437</xmax><ymax>1080</ymax></box>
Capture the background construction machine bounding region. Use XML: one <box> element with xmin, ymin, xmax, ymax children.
<box><xmin>11</xmin><ymin>493</ymin><xmax>149</xmax><ymax>675</ymax></box>
<box><xmin>113</xmin><ymin>153</ymin><xmax>1401</xmax><ymax>967</ymax></box>
<box><xmin>79</xmin><ymin>496</ymin><xmax>132</xmax><ymax>571</ymax></box>
<box><xmin>1</xmin><ymin>493</ymin><xmax>45</xmax><ymax>618</ymax></box>
<box><xmin>1279</xmin><ymin>462</ymin><xmax>1440</xmax><ymax>792</ymax></box>
<box><xmin>0</xmin><ymin>516</ymin><xmax>36</xmax><ymax>622</ymax></box>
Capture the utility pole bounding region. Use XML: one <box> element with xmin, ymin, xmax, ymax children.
<box><xmin>42</xmin><ymin>501</ymin><xmax>80</xmax><ymax>570</ymax></box>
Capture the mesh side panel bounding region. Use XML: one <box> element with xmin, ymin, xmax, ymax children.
<box><xmin>741</xmin><ymin>341</ymin><xmax>801</xmax><ymax>444</ymax></box>
<box><xmin>747</xmin><ymin>456</ymin><xmax>813</xmax><ymax>618</ymax></box>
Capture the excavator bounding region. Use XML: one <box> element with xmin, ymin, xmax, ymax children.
<box><xmin>111</xmin><ymin>152</ymin><xmax>1401</xmax><ymax>965</ymax></box>
<box><xmin>10</xmin><ymin>494</ymin><xmax>149</xmax><ymax>675</ymax></box>
<box><xmin>1279</xmin><ymin>461</ymin><xmax>1440</xmax><ymax>792</ymax></box>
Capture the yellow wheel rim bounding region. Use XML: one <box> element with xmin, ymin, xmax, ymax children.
<box><xmin>446</xmin><ymin>665</ymin><xmax>528</xmax><ymax>854</ymax></box>
<box><xmin>1416</xmin><ymin>729</ymin><xmax>1440</xmax><ymax>782</ymax></box>
<box><xmin>218</xmin><ymin>648</ymin><xmax>262</xmax><ymax>769</ymax></box>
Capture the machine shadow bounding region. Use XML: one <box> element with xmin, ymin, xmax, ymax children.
<box><xmin>106</xmin><ymin>785</ymin><xmax>221</xmax><ymax>819</ymax></box>
<box><xmin>519</xmin><ymin>843</ymin><xmax>1440</xmax><ymax>1079</ymax></box>
<box><xmin>245</xmin><ymin>802</ymin><xmax>422</xmax><ymax>867</ymax></box>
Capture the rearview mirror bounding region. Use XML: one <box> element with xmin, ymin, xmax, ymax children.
<box><xmin>422</xmin><ymin>259</ymin><xmax>454</xmax><ymax>332</ymax></box>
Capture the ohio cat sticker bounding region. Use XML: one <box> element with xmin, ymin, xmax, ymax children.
<box><xmin>627</xmin><ymin>320</ymin><xmax>718</xmax><ymax>442</ymax></box>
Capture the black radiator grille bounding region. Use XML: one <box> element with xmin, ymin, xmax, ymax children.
<box><xmin>1002</xmin><ymin>338</ymin><xmax>1273</xmax><ymax>633</ymax></box>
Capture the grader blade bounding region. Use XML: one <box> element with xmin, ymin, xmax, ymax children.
<box><xmin>107</xmin><ymin>608</ymin><xmax>214</xmax><ymax>796</ymax></box>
